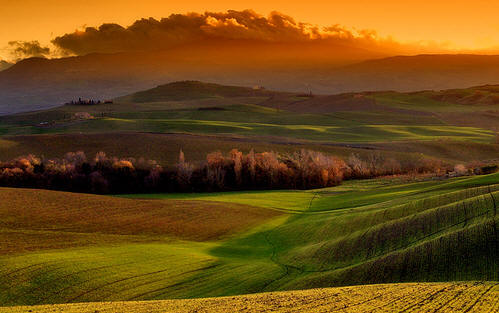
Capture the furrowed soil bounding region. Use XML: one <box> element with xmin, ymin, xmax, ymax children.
<box><xmin>1</xmin><ymin>282</ymin><xmax>497</xmax><ymax>313</ymax></box>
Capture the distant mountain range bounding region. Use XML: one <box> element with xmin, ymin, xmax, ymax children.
<box><xmin>2</xmin><ymin>51</ymin><xmax>499</xmax><ymax>115</ymax></box>
<box><xmin>328</xmin><ymin>54</ymin><xmax>499</xmax><ymax>92</ymax></box>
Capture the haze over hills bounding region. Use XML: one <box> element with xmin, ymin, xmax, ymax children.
<box><xmin>322</xmin><ymin>54</ymin><xmax>499</xmax><ymax>92</ymax></box>
<box><xmin>3</xmin><ymin>52</ymin><xmax>499</xmax><ymax>115</ymax></box>
<box><xmin>0</xmin><ymin>39</ymin><xmax>383</xmax><ymax>115</ymax></box>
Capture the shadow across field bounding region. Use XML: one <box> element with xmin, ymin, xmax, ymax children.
<box><xmin>0</xmin><ymin>173</ymin><xmax>498</xmax><ymax>305</ymax></box>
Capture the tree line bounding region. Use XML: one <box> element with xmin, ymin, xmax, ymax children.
<box><xmin>0</xmin><ymin>149</ymin><xmax>454</xmax><ymax>194</ymax></box>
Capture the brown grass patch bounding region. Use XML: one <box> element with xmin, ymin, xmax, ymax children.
<box><xmin>0</xmin><ymin>187</ymin><xmax>282</xmax><ymax>254</ymax></box>
<box><xmin>0</xmin><ymin>133</ymin><xmax>378</xmax><ymax>164</ymax></box>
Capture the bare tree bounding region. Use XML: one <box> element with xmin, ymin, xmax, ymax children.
<box><xmin>347</xmin><ymin>153</ymin><xmax>368</xmax><ymax>178</ymax></box>
<box><xmin>207</xmin><ymin>151</ymin><xmax>226</xmax><ymax>189</ymax></box>
<box><xmin>246</xmin><ymin>149</ymin><xmax>256</xmax><ymax>183</ymax></box>
<box><xmin>176</xmin><ymin>149</ymin><xmax>193</xmax><ymax>189</ymax></box>
<box><xmin>230</xmin><ymin>149</ymin><xmax>243</xmax><ymax>186</ymax></box>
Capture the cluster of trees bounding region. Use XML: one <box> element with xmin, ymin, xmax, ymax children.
<box><xmin>65</xmin><ymin>98</ymin><xmax>113</xmax><ymax>105</ymax></box>
<box><xmin>0</xmin><ymin>149</ymin><xmax>453</xmax><ymax>194</ymax></box>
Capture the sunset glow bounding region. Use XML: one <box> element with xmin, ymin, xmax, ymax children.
<box><xmin>1</xmin><ymin>1</ymin><xmax>499</xmax><ymax>311</ymax></box>
<box><xmin>2</xmin><ymin>0</ymin><xmax>499</xmax><ymax>61</ymax></box>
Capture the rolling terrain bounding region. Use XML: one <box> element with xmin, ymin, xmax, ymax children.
<box><xmin>0</xmin><ymin>79</ymin><xmax>498</xmax><ymax>312</ymax></box>
<box><xmin>2</xmin><ymin>282</ymin><xmax>498</xmax><ymax>313</ymax></box>
<box><xmin>2</xmin><ymin>7</ymin><xmax>499</xmax><ymax>313</ymax></box>
<box><xmin>0</xmin><ymin>172</ymin><xmax>497</xmax><ymax>307</ymax></box>
<box><xmin>3</xmin><ymin>53</ymin><xmax>499</xmax><ymax>115</ymax></box>
<box><xmin>1</xmin><ymin>81</ymin><xmax>498</xmax><ymax>166</ymax></box>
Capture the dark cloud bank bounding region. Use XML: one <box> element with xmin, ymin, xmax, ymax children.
<box><xmin>6</xmin><ymin>10</ymin><xmax>444</xmax><ymax>61</ymax></box>
<box><xmin>51</xmin><ymin>10</ymin><xmax>425</xmax><ymax>56</ymax></box>
<box><xmin>7</xmin><ymin>41</ymin><xmax>51</xmax><ymax>60</ymax></box>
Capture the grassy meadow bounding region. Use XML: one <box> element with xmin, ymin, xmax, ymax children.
<box><xmin>0</xmin><ymin>81</ymin><xmax>498</xmax><ymax>169</ymax></box>
<box><xmin>0</xmin><ymin>101</ymin><xmax>495</xmax><ymax>143</ymax></box>
<box><xmin>0</xmin><ymin>172</ymin><xmax>497</xmax><ymax>306</ymax></box>
<box><xmin>0</xmin><ymin>82</ymin><xmax>498</xmax><ymax>311</ymax></box>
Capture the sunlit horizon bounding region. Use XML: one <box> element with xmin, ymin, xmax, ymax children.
<box><xmin>2</xmin><ymin>1</ymin><xmax>499</xmax><ymax>61</ymax></box>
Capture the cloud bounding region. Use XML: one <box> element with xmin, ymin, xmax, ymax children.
<box><xmin>7</xmin><ymin>41</ymin><xmax>51</xmax><ymax>60</ymax></box>
<box><xmin>52</xmin><ymin>10</ymin><xmax>434</xmax><ymax>56</ymax></box>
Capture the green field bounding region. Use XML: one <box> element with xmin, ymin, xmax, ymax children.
<box><xmin>0</xmin><ymin>102</ymin><xmax>495</xmax><ymax>143</ymax></box>
<box><xmin>0</xmin><ymin>81</ymin><xmax>499</xmax><ymax>311</ymax></box>
<box><xmin>1</xmin><ymin>172</ymin><xmax>498</xmax><ymax>306</ymax></box>
<box><xmin>2</xmin><ymin>83</ymin><xmax>499</xmax><ymax>139</ymax></box>
<box><xmin>1</xmin><ymin>81</ymin><xmax>498</xmax><ymax>168</ymax></box>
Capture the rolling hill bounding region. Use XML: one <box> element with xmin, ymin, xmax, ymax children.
<box><xmin>4</xmin><ymin>53</ymin><xmax>499</xmax><ymax>115</ymax></box>
<box><xmin>0</xmin><ymin>80</ymin><xmax>498</xmax><ymax>312</ymax></box>
<box><xmin>1</xmin><ymin>81</ymin><xmax>498</xmax><ymax>167</ymax></box>
<box><xmin>2</xmin><ymin>9</ymin><xmax>499</xmax><ymax>312</ymax></box>
<box><xmin>0</xmin><ymin>173</ymin><xmax>497</xmax><ymax>306</ymax></box>
<box><xmin>124</xmin><ymin>81</ymin><xmax>274</xmax><ymax>103</ymax></box>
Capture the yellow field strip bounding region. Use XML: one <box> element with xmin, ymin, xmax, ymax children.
<box><xmin>0</xmin><ymin>282</ymin><xmax>497</xmax><ymax>313</ymax></box>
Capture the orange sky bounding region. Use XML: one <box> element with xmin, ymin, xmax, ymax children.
<box><xmin>2</xmin><ymin>0</ymin><xmax>499</xmax><ymax>60</ymax></box>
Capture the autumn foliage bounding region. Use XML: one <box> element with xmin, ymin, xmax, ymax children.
<box><xmin>0</xmin><ymin>149</ymin><xmax>449</xmax><ymax>194</ymax></box>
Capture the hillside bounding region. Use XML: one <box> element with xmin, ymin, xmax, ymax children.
<box><xmin>0</xmin><ymin>42</ymin><xmax>376</xmax><ymax>115</ymax></box>
<box><xmin>3</xmin><ymin>53</ymin><xmax>499</xmax><ymax>114</ymax></box>
<box><xmin>123</xmin><ymin>81</ymin><xmax>274</xmax><ymax>103</ymax></box>
<box><xmin>0</xmin><ymin>187</ymin><xmax>281</xmax><ymax>254</ymax></box>
<box><xmin>2</xmin><ymin>282</ymin><xmax>497</xmax><ymax>312</ymax></box>
<box><xmin>327</xmin><ymin>54</ymin><xmax>499</xmax><ymax>92</ymax></box>
<box><xmin>1</xmin><ymin>81</ymin><xmax>498</xmax><ymax>168</ymax></box>
<box><xmin>0</xmin><ymin>173</ymin><xmax>497</xmax><ymax>305</ymax></box>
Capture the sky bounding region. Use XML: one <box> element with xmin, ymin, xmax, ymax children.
<box><xmin>1</xmin><ymin>0</ymin><xmax>499</xmax><ymax>61</ymax></box>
